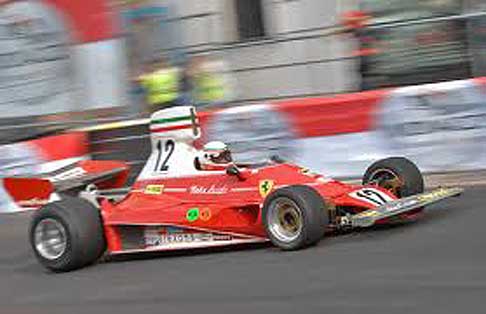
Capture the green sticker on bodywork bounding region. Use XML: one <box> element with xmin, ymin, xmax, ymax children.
<box><xmin>186</xmin><ymin>208</ymin><xmax>199</xmax><ymax>222</ymax></box>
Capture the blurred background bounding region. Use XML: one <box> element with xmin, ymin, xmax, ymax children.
<box><xmin>1</xmin><ymin>0</ymin><xmax>486</xmax><ymax>209</ymax></box>
<box><xmin>1</xmin><ymin>0</ymin><xmax>485</xmax><ymax>129</ymax></box>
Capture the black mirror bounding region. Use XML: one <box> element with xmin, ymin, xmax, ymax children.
<box><xmin>226</xmin><ymin>164</ymin><xmax>240</xmax><ymax>176</ymax></box>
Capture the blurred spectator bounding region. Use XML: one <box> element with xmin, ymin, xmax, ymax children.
<box><xmin>188</xmin><ymin>55</ymin><xmax>233</xmax><ymax>108</ymax></box>
<box><xmin>339</xmin><ymin>10</ymin><xmax>379</xmax><ymax>90</ymax></box>
<box><xmin>137</xmin><ymin>57</ymin><xmax>181</xmax><ymax>113</ymax></box>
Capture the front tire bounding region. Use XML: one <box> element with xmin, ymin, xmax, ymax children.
<box><xmin>262</xmin><ymin>185</ymin><xmax>329</xmax><ymax>250</ymax></box>
<box><xmin>29</xmin><ymin>197</ymin><xmax>106</xmax><ymax>272</ymax></box>
<box><xmin>363</xmin><ymin>157</ymin><xmax>424</xmax><ymax>222</ymax></box>
<box><xmin>363</xmin><ymin>157</ymin><xmax>424</xmax><ymax>197</ymax></box>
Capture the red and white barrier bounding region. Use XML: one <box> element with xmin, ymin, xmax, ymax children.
<box><xmin>203</xmin><ymin>77</ymin><xmax>486</xmax><ymax>178</ymax></box>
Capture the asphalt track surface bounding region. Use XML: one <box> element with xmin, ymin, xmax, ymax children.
<box><xmin>0</xmin><ymin>187</ymin><xmax>485</xmax><ymax>314</ymax></box>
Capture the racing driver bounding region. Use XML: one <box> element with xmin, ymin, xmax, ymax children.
<box><xmin>197</xmin><ymin>141</ymin><xmax>253</xmax><ymax>181</ymax></box>
<box><xmin>199</xmin><ymin>141</ymin><xmax>233</xmax><ymax>171</ymax></box>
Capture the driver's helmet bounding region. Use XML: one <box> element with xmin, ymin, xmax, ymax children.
<box><xmin>200</xmin><ymin>141</ymin><xmax>232</xmax><ymax>170</ymax></box>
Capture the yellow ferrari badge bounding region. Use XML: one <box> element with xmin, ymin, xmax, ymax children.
<box><xmin>144</xmin><ymin>184</ymin><xmax>164</xmax><ymax>195</ymax></box>
<box><xmin>259</xmin><ymin>180</ymin><xmax>274</xmax><ymax>198</ymax></box>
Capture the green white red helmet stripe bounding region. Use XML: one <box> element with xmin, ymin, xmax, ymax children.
<box><xmin>150</xmin><ymin>115</ymin><xmax>198</xmax><ymax>133</ymax></box>
<box><xmin>151</xmin><ymin>115</ymin><xmax>192</xmax><ymax>125</ymax></box>
<box><xmin>150</xmin><ymin>124</ymin><xmax>194</xmax><ymax>133</ymax></box>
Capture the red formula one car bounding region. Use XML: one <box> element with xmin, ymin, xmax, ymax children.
<box><xmin>7</xmin><ymin>107</ymin><xmax>462</xmax><ymax>272</ymax></box>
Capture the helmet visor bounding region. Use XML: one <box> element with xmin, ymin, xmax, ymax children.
<box><xmin>210</xmin><ymin>149</ymin><xmax>232</xmax><ymax>164</ymax></box>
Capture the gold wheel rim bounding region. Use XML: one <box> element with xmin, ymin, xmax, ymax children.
<box><xmin>368</xmin><ymin>169</ymin><xmax>403</xmax><ymax>197</ymax></box>
<box><xmin>267</xmin><ymin>197</ymin><xmax>303</xmax><ymax>243</ymax></box>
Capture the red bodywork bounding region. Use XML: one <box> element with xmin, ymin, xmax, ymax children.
<box><xmin>100</xmin><ymin>163</ymin><xmax>398</xmax><ymax>254</ymax></box>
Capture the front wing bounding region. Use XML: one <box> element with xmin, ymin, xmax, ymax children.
<box><xmin>351</xmin><ymin>187</ymin><xmax>463</xmax><ymax>227</ymax></box>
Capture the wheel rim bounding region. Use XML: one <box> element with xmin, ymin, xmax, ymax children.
<box><xmin>34</xmin><ymin>218</ymin><xmax>67</xmax><ymax>260</ymax></box>
<box><xmin>368</xmin><ymin>168</ymin><xmax>403</xmax><ymax>197</ymax></box>
<box><xmin>267</xmin><ymin>197</ymin><xmax>303</xmax><ymax>243</ymax></box>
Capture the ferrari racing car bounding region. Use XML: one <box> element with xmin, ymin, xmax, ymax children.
<box><xmin>6</xmin><ymin>106</ymin><xmax>462</xmax><ymax>272</ymax></box>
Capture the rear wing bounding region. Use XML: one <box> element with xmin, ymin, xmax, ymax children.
<box><xmin>3</xmin><ymin>160</ymin><xmax>129</xmax><ymax>210</ymax></box>
<box><xmin>351</xmin><ymin>187</ymin><xmax>463</xmax><ymax>227</ymax></box>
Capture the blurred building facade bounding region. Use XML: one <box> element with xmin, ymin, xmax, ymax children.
<box><xmin>134</xmin><ymin>0</ymin><xmax>485</xmax><ymax>103</ymax></box>
<box><xmin>141</xmin><ymin>0</ymin><xmax>360</xmax><ymax>104</ymax></box>
<box><xmin>0</xmin><ymin>0</ymin><xmax>485</xmax><ymax>129</ymax></box>
<box><xmin>0</xmin><ymin>0</ymin><xmax>129</xmax><ymax>142</ymax></box>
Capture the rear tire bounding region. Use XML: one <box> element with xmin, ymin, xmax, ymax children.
<box><xmin>262</xmin><ymin>185</ymin><xmax>328</xmax><ymax>250</ymax></box>
<box><xmin>29</xmin><ymin>197</ymin><xmax>106</xmax><ymax>272</ymax></box>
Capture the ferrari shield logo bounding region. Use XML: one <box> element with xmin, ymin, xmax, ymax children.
<box><xmin>259</xmin><ymin>180</ymin><xmax>274</xmax><ymax>198</ymax></box>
